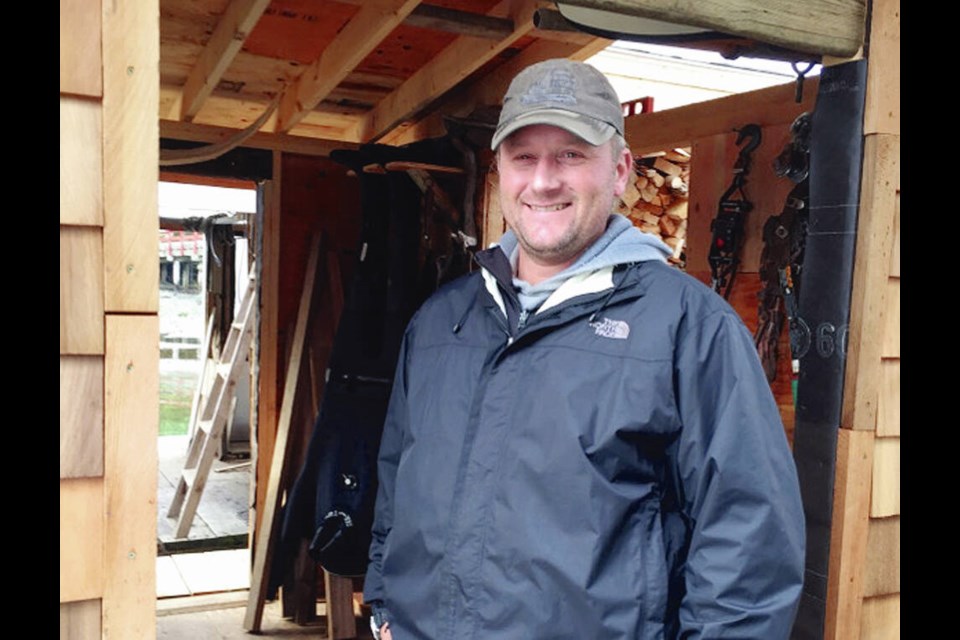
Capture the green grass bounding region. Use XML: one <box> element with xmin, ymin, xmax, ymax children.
<box><xmin>159</xmin><ymin>402</ymin><xmax>191</xmax><ymax>436</ymax></box>
<box><xmin>159</xmin><ymin>370</ymin><xmax>198</xmax><ymax>436</ymax></box>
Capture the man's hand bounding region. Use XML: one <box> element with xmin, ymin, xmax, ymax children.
<box><xmin>380</xmin><ymin>623</ymin><xmax>392</xmax><ymax>640</ymax></box>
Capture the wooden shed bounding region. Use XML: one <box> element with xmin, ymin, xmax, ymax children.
<box><xmin>60</xmin><ymin>1</ymin><xmax>899</xmax><ymax>638</ymax></box>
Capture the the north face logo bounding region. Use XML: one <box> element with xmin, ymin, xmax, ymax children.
<box><xmin>590</xmin><ymin>317</ymin><xmax>630</xmax><ymax>340</ymax></box>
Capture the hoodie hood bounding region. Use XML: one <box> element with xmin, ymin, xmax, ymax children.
<box><xmin>492</xmin><ymin>214</ymin><xmax>672</xmax><ymax>314</ymax></box>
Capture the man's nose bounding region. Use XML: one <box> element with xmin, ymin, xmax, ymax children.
<box><xmin>530</xmin><ymin>156</ymin><xmax>562</xmax><ymax>192</ymax></box>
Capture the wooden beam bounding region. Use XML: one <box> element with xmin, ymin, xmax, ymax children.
<box><xmin>870</xmin><ymin>437</ymin><xmax>899</xmax><ymax>518</ymax></box>
<box><xmin>841</xmin><ymin>134</ymin><xmax>899</xmax><ymax>431</ymax></box>
<box><xmin>824</xmin><ymin>428</ymin><xmax>874</xmax><ymax>640</ymax></box>
<box><xmin>60</xmin><ymin>600</ymin><xmax>102</xmax><ymax>639</ymax></box>
<box><xmin>864</xmin><ymin>0</ymin><xmax>899</xmax><ymax>135</ymax></box>
<box><xmin>277</xmin><ymin>0</ymin><xmax>422</xmax><ymax>132</ymax></box>
<box><xmin>381</xmin><ymin>36</ymin><xmax>611</xmax><ymax>146</ymax></box>
<box><xmin>254</xmin><ymin>158</ymin><xmax>281</xmax><ymax>536</ymax></box>
<box><xmin>102</xmin><ymin>0</ymin><xmax>159</xmax><ymax>313</ymax></box>
<box><xmin>355</xmin><ymin>0</ymin><xmax>537</xmax><ymax>143</ymax></box>
<box><xmin>180</xmin><ymin>0</ymin><xmax>271</xmax><ymax>121</ymax></box>
<box><xmin>60</xmin><ymin>96</ymin><xmax>103</xmax><ymax>226</ymax></box>
<box><xmin>245</xmin><ymin>236</ymin><xmax>322</xmax><ymax>631</ymax></box>
<box><xmin>60</xmin><ymin>226</ymin><xmax>104</xmax><ymax>355</ymax></box>
<box><xmin>60</xmin><ymin>356</ymin><xmax>104</xmax><ymax>478</ymax></box>
<box><xmin>864</xmin><ymin>517</ymin><xmax>899</xmax><ymax>597</ymax></box>
<box><xmin>60</xmin><ymin>0</ymin><xmax>102</xmax><ymax>97</ymax></box>
<box><xmin>859</xmin><ymin>594</ymin><xmax>899</xmax><ymax>640</ymax></box>
<box><xmin>625</xmin><ymin>78</ymin><xmax>816</xmax><ymax>157</ymax></box>
<box><xmin>103</xmin><ymin>315</ymin><xmax>158</xmax><ymax>640</ymax></box>
<box><xmin>160</xmin><ymin>118</ymin><xmax>358</xmax><ymax>156</ymax></box>
<box><xmin>406</xmin><ymin>3</ymin><xmax>513</xmax><ymax>38</ymax></box>
<box><xmin>556</xmin><ymin>0</ymin><xmax>866</xmax><ymax>57</ymax></box>
<box><xmin>60</xmin><ymin>478</ymin><xmax>104</xmax><ymax>603</ymax></box>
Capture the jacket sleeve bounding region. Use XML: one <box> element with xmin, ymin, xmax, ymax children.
<box><xmin>673</xmin><ymin>307</ymin><xmax>805</xmax><ymax>639</ymax></box>
<box><xmin>363</xmin><ymin>328</ymin><xmax>412</xmax><ymax>611</ymax></box>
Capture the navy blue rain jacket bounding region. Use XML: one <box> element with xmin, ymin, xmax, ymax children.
<box><xmin>364</xmin><ymin>253</ymin><xmax>805</xmax><ymax>639</ymax></box>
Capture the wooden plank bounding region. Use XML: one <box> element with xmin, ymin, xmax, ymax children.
<box><xmin>870</xmin><ymin>437</ymin><xmax>899</xmax><ymax>517</ymax></box>
<box><xmin>842</xmin><ymin>134</ymin><xmax>900</xmax><ymax>431</ymax></box>
<box><xmin>180</xmin><ymin>0</ymin><xmax>271</xmax><ymax>120</ymax></box>
<box><xmin>60</xmin><ymin>600</ymin><xmax>102</xmax><ymax>639</ymax></box>
<box><xmin>60</xmin><ymin>478</ymin><xmax>104</xmax><ymax>603</ymax></box>
<box><xmin>60</xmin><ymin>356</ymin><xmax>104</xmax><ymax>478</ymax></box>
<box><xmin>824</xmin><ymin>428</ymin><xmax>874</xmax><ymax>640</ymax></box>
<box><xmin>556</xmin><ymin>0</ymin><xmax>865</xmax><ymax>57</ymax></box>
<box><xmin>245</xmin><ymin>236</ymin><xmax>322</xmax><ymax>631</ymax></box>
<box><xmin>160</xmin><ymin>119</ymin><xmax>359</xmax><ymax>157</ymax></box>
<box><xmin>382</xmin><ymin>36</ymin><xmax>611</xmax><ymax>146</ymax></box>
<box><xmin>481</xmin><ymin>170</ymin><xmax>505</xmax><ymax>247</ymax></box>
<box><xmin>859</xmin><ymin>594</ymin><xmax>899</xmax><ymax>640</ymax></box>
<box><xmin>882</xmin><ymin>278</ymin><xmax>899</xmax><ymax>359</ymax></box>
<box><xmin>625</xmin><ymin>78</ymin><xmax>816</xmax><ymax>158</ymax></box>
<box><xmin>60</xmin><ymin>0</ymin><xmax>102</xmax><ymax>96</ymax></box>
<box><xmin>876</xmin><ymin>359</ymin><xmax>899</xmax><ymax>437</ymax></box>
<box><xmin>103</xmin><ymin>315</ymin><xmax>158</xmax><ymax>640</ymax></box>
<box><xmin>60</xmin><ymin>96</ymin><xmax>103</xmax><ymax>226</ymax></box>
<box><xmin>356</xmin><ymin>0</ymin><xmax>537</xmax><ymax>142</ymax></box>
<box><xmin>324</xmin><ymin>571</ymin><xmax>358</xmax><ymax>639</ymax></box>
<box><xmin>277</xmin><ymin>0</ymin><xmax>421</xmax><ymax>132</ymax></box>
<box><xmin>889</xmin><ymin>191</ymin><xmax>899</xmax><ymax>277</ymax></box>
<box><xmin>60</xmin><ymin>226</ymin><xmax>105</xmax><ymax>355</ymax></box>
<box><xmin>254</xmin><ymin>162</ymin><xmax>281</xmax><ymax>536</ymax></box>
<box><xmin>864</xmin><ymin>0</ymin><xmax>900</xmax><ymax>135</ymax></box>
<box><xmin>102</xmin><ymin>0</ymin><xmax>159</xmax><ymax>313</ymax></box>
<box><xmin>864</xmin><ymin>517</ymin><xmax>899</xmax><ymax>597</ymax></box>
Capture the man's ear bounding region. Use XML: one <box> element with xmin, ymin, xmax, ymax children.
<box><xmin>613</xmin><ymin>147</ymin><xmax>632</xmax><ymax>197</ymax></box>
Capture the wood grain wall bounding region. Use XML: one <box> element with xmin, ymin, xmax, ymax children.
<box><xmin>829</xmin><ymin>0</ymin><xmax>900</xmax><ymax>636</ymax></box>
<box><xmin>60</xmin><ymin>0</ymin><xmax>159</xmax><ymax>637</ymax></box>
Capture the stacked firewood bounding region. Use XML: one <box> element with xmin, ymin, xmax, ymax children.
<box><xmin>617</xmin><ymin>148</ymin><xmax>690</xmax><ymax>266</ymax></box>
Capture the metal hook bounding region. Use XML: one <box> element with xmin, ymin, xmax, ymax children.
<box><xmin>791</xmin><ymin>61</ymin><xmax>817</xmax><ymax>103</ymax></box>
<box><xmin>735</xmin><ymin>124</ymin><xmax>762</xmax><ymax>155</ymax></box>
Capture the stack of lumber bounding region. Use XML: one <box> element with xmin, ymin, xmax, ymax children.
<box><xmin>617</xmin><ymin>149</ymin><xmax>691</xmax><ymax>265</ymax></box>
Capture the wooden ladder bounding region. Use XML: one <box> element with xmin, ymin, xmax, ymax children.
<box><xmin>167</xmin><ymin>273</ymin><xmax>256</xmax><ymax>538</ymax></box>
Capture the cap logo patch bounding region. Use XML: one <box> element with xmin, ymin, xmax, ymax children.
<box><xmin>520</xmin><ymin>69</ymin><xmax>577</xmax><ymax>106</ymax></box>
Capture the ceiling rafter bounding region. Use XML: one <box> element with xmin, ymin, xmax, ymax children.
<box><xmin>276</xmin><ymin>0</ymin><xmax>423</xmax><ymax>133</ymax></box>
<box><xmin>381</xmin><ymin>35</ymin><xmax>612</xmax><ymax>146</ymax></box>
<box><xmin>180</xmin><ymin>0</ymin><xmax>272</xmax><ymax>122</ymax></box>
<box><xmin>352</xmin><ymin>0</ymin><xmax>538</xmax><ymax>143</ymax></box>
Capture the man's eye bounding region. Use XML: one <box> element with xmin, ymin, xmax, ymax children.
<box><xmin>559</xmin><ymin>151</ymin><xmax>586</xmax><ymax>161</ymax></box>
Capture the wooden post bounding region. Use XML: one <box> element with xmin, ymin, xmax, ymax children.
<box><xmin>245</xmin><ymin>236</ymin><xmax>322</xmax><ymax>632</ymax></box>
<box><xmin>255</xmin><ymin>155</ymin><xmax>282</xmax><ymax>537</ymax></box>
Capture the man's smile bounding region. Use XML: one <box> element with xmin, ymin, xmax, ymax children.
<box><xmin>524</xmin><ymin>202</ymin><xmax>572</xmax><ymax>212</ymax></box>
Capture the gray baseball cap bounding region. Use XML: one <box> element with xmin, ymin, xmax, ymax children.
<box><xmin>491</xmin><ymin>59</ymin><xmax>624</xmax><ymax>150</ymax></box>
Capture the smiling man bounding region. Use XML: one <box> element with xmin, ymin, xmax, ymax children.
<box><xmin>364</xmin><ymin>59</ymin><xmax>805</xmax><ymax>640</ymax></box>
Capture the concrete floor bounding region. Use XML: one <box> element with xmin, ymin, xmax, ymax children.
<box><xmin>158</xmin><ymin>596</ymin><xmax>330</xmax><ymax>639</ymax></box>
<box><xmin>157</xmin><ymin>434</ymin><xmax>250</xmax><ymax>551</ymax></box>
